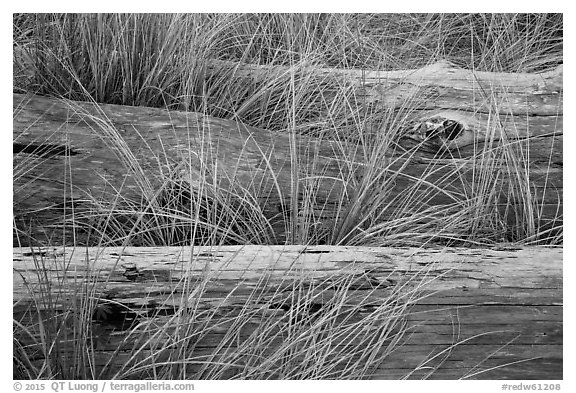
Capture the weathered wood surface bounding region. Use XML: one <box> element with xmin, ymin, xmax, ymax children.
<box><xmin>13</xmin><ymin>62</ymin><xmax>562</xmax><ymax>245</ymax></box>
<box><xmin>13</xmin><ymin>245</ymin><xmax>562</xmax><ymax>379</ymax></box>
<box><xmin>209</xmin><ymin>59</ymin><xmax>563</xmax><ymax>116</ymax></box>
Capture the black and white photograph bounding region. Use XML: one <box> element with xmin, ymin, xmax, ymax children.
<box><xmin>11</xmin><ymin>11</ymin><xmax>564</xmax><ymax>385</ymax></box>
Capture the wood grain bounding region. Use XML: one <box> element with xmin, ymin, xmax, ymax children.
<box><xmin>13</xmin><ymin>245</ymin><xmax>562</xmax><ymax>379</ymax></box>
<box><xmin>13</xmin><ymin>76</ymin><xmax>562</xmax><ymax>246</ymax></box>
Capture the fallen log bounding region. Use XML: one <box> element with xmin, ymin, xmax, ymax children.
<box><xmin>13</xmin><ymin>62</ymin><xmax>562</xmax><ymax>246</ymax></box>
<box><xmin>209</xmin><ymin>59</ymin><xmax>563</xmax><ymax>116</ymax></box>
<box><xmin>13</xmin><ymin>245</ymin><xmax>563</xmax><ymax>379</ymax></box>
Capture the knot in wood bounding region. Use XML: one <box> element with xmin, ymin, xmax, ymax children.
<box><xmin>408</xmin><ymin>110</ymin><xmax>478</xmax><ymax>151</ymax></box>
<box><xmin>121</xmin><ymin>262</ymin><xmax>141</xmax><ymax>281</ymax></box>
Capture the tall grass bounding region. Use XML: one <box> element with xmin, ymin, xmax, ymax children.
<box><xmin>14</xmin><ymin>245</ymin><xmax>429</xmax><ymax>379</ymax></box>
<box><xmin>13</xmin><ymin>13</ymin><xmax>562</xmax><ymax>246</ymax></box>
<box><xmin>13</xmin><ymin>13</ymin><xmax>562</xmax><ymax>379</ymax></box>
<box><xmin>13</xmin><ymin>13</ymin><xmax>563</xmax><ymax>120</ymax></box>
<box><xmin>362</xmin><ymin>13</ymin><xmax>562</xmax><ymax>71</ymax></box>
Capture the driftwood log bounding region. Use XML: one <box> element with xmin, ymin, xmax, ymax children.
<box><xmin>13</xmin><ymin>61</ymin><xmax>562</xmax><ymax>245</ymax></box>
<box><xmin>13</xmin><ymin>245</ymin><xmax>562</xmax><ymax>379</ymax></box>
<box><xmin>209</xmin><ymin>59</ymin><xmax>563</xmax><ymax>116</ymax></box>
